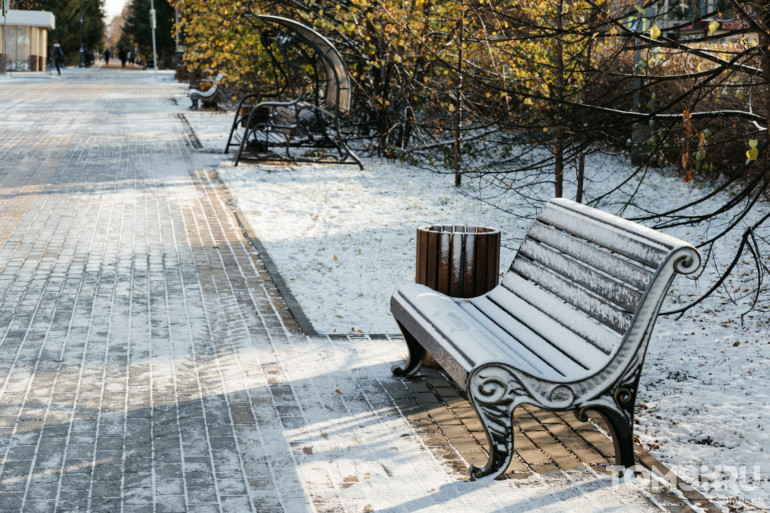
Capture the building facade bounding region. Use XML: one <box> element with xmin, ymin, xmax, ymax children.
<box><xmin>657</xmin><ymin>0</ymin><xmax>751</xmax><ymax>34</ymax></box>
<box><xmin>0</xmin><ymin>10</ymin><xmax>56</xmax><ymax>72</ymax></box>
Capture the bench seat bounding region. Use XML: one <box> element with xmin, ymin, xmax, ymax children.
<box><xmin>393</xmin><ymin>283</ymin><xmax>614</xmax><ymax>384</ymax></box>
<box><xmin>391</xmin><ymin>197</ymin><xmax>700</xmax><ymax>481</ymax></box>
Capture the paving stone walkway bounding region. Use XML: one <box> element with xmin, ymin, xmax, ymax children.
<box><xmin>0</xmin><ymin>69</ymin><xmax>717</xmax><ymax>512</ymax></box>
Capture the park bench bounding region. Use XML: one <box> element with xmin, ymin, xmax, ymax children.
<box><xmin>391</xmin><ymin>198</ymin><xmax>700</xmax><ymax>481</ymax></box>
<box><xmin>188</xmin><ymin>72</ymin><xmax>224</xmax><ymax>110</ymax></box>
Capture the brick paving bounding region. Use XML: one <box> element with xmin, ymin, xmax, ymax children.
<box><xmin>0</xmin><ymin>69</ymin><xmax>719</xmax><ymax>512</ymax></box>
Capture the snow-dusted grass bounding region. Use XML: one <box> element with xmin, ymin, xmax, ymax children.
<box><xmin>217</xmin><ymin>159</ymin><xmax>530</xmax><ymax>334</ymax></box>
<box><xmin>184</xmin><ymin>105</ymin><xmax>769</xmax><ymax>510</ymax></box>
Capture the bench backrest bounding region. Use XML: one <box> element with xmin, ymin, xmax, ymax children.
<box><xmin>258</xmin><ymin>15</ymin><xmax>352</xmax><ymax>115</ymax></box>
<box><xmin>501</xmin><ymin>198</ymin><xmax>699</xmax><ymax>360</ymax></box>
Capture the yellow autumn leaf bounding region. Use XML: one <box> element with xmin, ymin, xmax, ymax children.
<box><xmin>650</xmin><ymin>25</ymin><xmax>661</xmax><ymax>39</ymax></box>
<box><xmin>749</xmin><ymin>139</ymin><xmax>758</xmax><ymax>148</ymax></box>
<box><xmin>747</xmin><ymin>148</ymin><xmax>758</xmax><ymax>161</ymax></box>
<box><xmin>708</xmin><ymin>21</ymin><xmax>719</xmax><ymax>34</ymax></box>
<box><xmin>333</xmin><ymin>255</ymin><xmax>339</xmax><ymax>261</ymax></box>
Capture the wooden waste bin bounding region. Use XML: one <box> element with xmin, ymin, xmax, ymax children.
<box><xmin>415</xmin><ymin>225</ymin><xmax>501</xmax><ymax>367</ymax></box>
<box><xmin>416</xmin><ymin>225</ymin><xmax>500</xmax><ymax>297</ymax></box>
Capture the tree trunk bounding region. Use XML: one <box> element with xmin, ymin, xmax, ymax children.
<box><xmin>576</xmin><ymin>152</ymin><xmax>585</xmax><ymax>203</ymax></box>
<box><xmin>553</xmin><ymin>0</ymin><xmax>565</xmax><ymax>198</ymax></box>
<box><xmin>454</xmin><ymin>0</ymin><xmax>465</xmax><ymax>188</ymax></box>
<box><xmin>760</xmin><ymin>5</ymin><xmax>770</xmax><ymax>141</ymax></box>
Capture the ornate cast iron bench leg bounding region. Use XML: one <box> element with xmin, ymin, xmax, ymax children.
<box><xmin>467</xmin><ymin>364</ymin><xmax>526</xmax><ymax>481</ymax></box>
<box><xmin>467</xmin><ymin>364</ymin><xmax>639</xmax><ymax>480</ymax></box>
<box><xmin>391</xmin><ymin>322</ymin><xmax>426</xmax><ymax>377</ymax></box>
<box><xmin>576</xmin><ymin>377</ymin><xmax>640</xmax><ymax>469</ymax></box>
<box><xmin>580</xmin><ymin>404</ymin><xmax>635</xmax><ymax>468</ymax></box>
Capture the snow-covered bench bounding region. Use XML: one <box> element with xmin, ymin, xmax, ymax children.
<box><xmin>391</xmin><ymin>198</ymin><xmax>700</xmax><ymax>481</ymax></box>
<box><xmin>188</xmin><ymin>72</ymin><xmax>224</xmax><ymax>110</ymax></box>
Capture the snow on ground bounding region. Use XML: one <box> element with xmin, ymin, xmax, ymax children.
<box><xmin>217</xmin><ymin>159</ymin><xmax>529</xmax><ymax>334</ymax></box>
<box><xmin>183</xmin><ymin>105</ymin><xmax>769</xmax><ymax>510</ymax></box>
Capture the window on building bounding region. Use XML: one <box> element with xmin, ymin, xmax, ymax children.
<box><xmin>715</xmin><ymin>0</ymin><xmax>731</xmax><ymax>13</ymax></box>
<box><xmin>671</xmin><ymin>0</ymin><xmax>714</xmax><ymax>19</ymax></box>
<box><xmin>671</xmin><ymin>0</ymin><xmax>690</xmax><ymax>19</ymax></box>
<box><xmin>4</xmin><ymin>26</ymin><xmax>31</xmax><ymax>71</ymax></box>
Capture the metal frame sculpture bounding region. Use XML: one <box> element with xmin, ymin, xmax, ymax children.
<box><xmin>225</xmin><ymin>15</ymin><xmax>363</xmax><ymax>169</ymax></box>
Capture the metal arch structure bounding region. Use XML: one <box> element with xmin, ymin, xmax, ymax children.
<box><xmin>225</xmin><ymin>15</ymin><xmax>363</xmax><ymax>169</ymax></box>
<box><xmin>262</xmin><ymin>16</ymin><xmax>352</xmax><ymax>117</ymax></box>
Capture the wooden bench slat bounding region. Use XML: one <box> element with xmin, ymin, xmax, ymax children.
<box><xmin>507</xmin><ymin>259</ymin><xmax>632</xmax><ymax>335</ymax></box>
<box><xmin>246</xmin><ymin>130</ymin><xmax>291</xmax><ymax>145</ymax></box>
<box><xmin>473</xmin><ymin>292</ymin><xmax>612</xmax><ymax>364</ymax></box>
<box><xmin>528</xmin><ymin>221</ymin><xmax>654</xmax><ymax>291</ymax></box>
<box><xmin>457</xmin><ymin>300</ymin><xmax>565</xmax><ymax>377</ymax></box>
<box><xmin>538</xmin><ymin>206</ymin><xmax>669</xmax><ymax>268</ymax></box>
<box><xmin>550</xmin><ymin>197</ymin><xmax>693</xmax><ymax>249</ymax></box>
<box><xmin>397</xmin><ymin>287</ymin><xmax>553</xmax><ymax>377</ymax></box>
<box><xmin>464</xmin><ymin>295</ymin><xmax>608</xmax><ymax>376</ymax></box>
<box><xmin>490</xmin><ymin>277</ymin><xmax>620</xmax><ymax>355</ymax></box>
<box><xmin>518</xmin><ymin>237</ymin><xmax>642</xmax><ymax>313</ymax></box>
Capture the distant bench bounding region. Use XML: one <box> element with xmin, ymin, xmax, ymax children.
<box><xmin>391</xmin><ymin>198</ymin><xmax>700</xmax><ymax>480</ymax></box>
<box><xmin>188</xmin><ymin>72</ymin><xmax>224</xmax><ymax>110</ymax></box>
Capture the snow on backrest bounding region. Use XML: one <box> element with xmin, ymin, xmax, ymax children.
<box><xmin>504</xmin><ymin>198</ymin><xmax>675</xmax><ymax>356</ymax></box>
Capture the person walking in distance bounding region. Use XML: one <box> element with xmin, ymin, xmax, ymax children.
<box><xmin>103</xmin><ymin>48</ymin><xmax>111</xmax><ymax>65</ymax></box>
<box><xmin>52</xmin><ymin>41</ymin><xmax>64</xmax><ymax>76</ymax></box>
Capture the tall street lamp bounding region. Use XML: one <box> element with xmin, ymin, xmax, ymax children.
<box><xmin>174</xmin><ymin>2</ymin><xmax>185</xmax><ymax>80</ymax></box>
<box><xmin>2</xmin><ymin>0</ymin><xmax>8</xmax><ymax>75</ymax></box>
<box><xmin>150</xmin><ymin>0</ymin><xmax>158</xmax><ymax>71</ymax></box>
<box><xmin>78</xmin><ymin>0</ymin><xmax>84</xmax><ymax>67</ymax></box>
